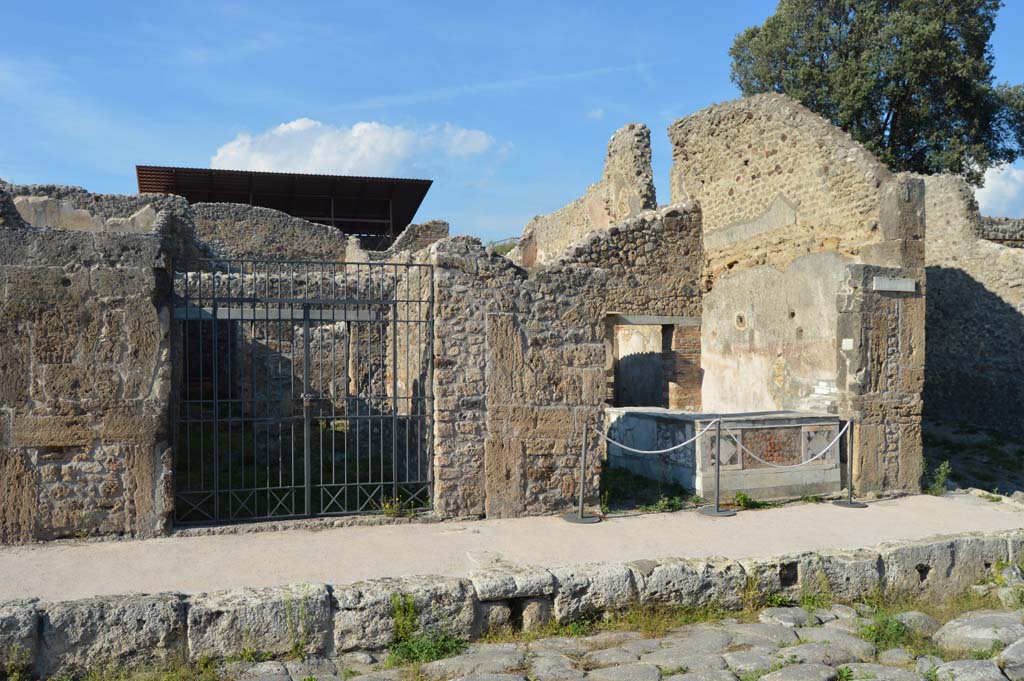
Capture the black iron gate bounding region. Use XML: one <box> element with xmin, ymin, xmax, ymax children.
<box><xmin>171</xmin><ymin>259</ymin><xmax>433</xmax><ymax>525</ymax></box>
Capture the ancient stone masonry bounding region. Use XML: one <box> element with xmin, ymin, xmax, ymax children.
<box><xmin>978</xmin><ymin>216</ymin><xmax>1024</xmax><ymax>247</ymax></box>
<box><xmin>511</xmin><ymin>123</ymin><xmax>657</xmax><ymax>268</ymax></box>
<box><xmin>1</xmin><ymin>527</ymin><xmax>1021</xmax><ymax>676</ymax></box>
<box><xmin>921</xmin><ymin>175</ymin><xmax>1024</xmax><ymax>436</ymax></box>
<box><xmin>669</xmin><ymin>93</ymin><xmax>925</xmax><ymax>493</ymax></box>
<box><xmin>0</xmin><ymin>184</ymin><xmax>177</xmax><ymax>544</ymax></box>
<box><xmin>423</xmin><ymin>205</ymin><xmax>703</xmax><ymax>518</ymax></box>
<box><xmin>190</xmin><ymin>202</ymin><xmax>449</xmax><ymax>263</ymax></box>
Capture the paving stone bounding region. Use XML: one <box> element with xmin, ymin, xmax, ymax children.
<box><xmin>878</xmin><ymin>648</ymin><xmax>915</xmax><ymax>667</ymax></box>
<box><xmin>760</xmin><ymin>663</ymin><xmax>838</xmax><ymax>681</ymax></box>
<box><xmin>999</xmin><ymin>638</ymin><xmax>1024</xmax><ymax>681</ymax></box>
<box><xmin>933</xmin><ymin>610</ymin><xmax>1024</xmax><ymax>654</ymax></box>
<box><xmin>451</xmin><ymin>675</ymin><xmax>528</xmax><ymax>681</ymax></box>
<box><xmin>284</xmin><ymin>657</ymin><xmax>341</xmax><ymax>681</ymax></box>
<box><xmin>724</xmin><ymin>623</ymin><xmax>799</xmax><ymax>647</ymax></box>
<box><xmin>916</xmin><ymin>656</ymin><xmax>944</xmax><ymax>675</ymax></box>
<box><xmin>528</xmin><ymin>653</ymin><xmax>586</xmax><ymax>681</ymax></box>
<box><xmin>823</xmin><ymin>618</ymin><xmax>867</xmax><ymax>635</ymax></box>
<box><xmin>421</xmin><ymin>644</ymin><xmax>526</xmax><ymax>678</ymax></box>
<box><xmin>895</xmin><ymin>611</ymin><xmax>941</xmax><ymax>636</ymax></box>
<box><xmin>660</xmin><ymin>626</ymin><xmax>734</xmax><ymax>653</ymax></box>
<box><xmin>582</xmin><ymin>647</ymin><xmax>639</xmax><ymax>668</ymax></box>
<box><xmin>839</xmin><ymin>663</ymin><xmax>923</xmax><ymax>681</ymax></box>
<box><xmin>933</xmin><ymin>660</ymin><xmax>1007</xmax><ymax>681</ymax></box>
<box><xmin>582</xmin><ymin>631</ymin><xmax>645</xmax><ymax>649</ymax></box>
<box><xmin>640</xmin><ymin>652</ymin><xmax>727</xmax><ymax>673</ymax></box>
<box><xmin>723</xmin><ymin>649</ymin><xmax>777</xmax><ymax>675</ymax></box>
<box><xmin>760</xmin><ymin>607</ymin><xmax>817</xmax><ymax>628</ymax></box>
<box><xmin>530</xmin><ymin>636</ymin><xmax>591</xmax><ymax>656</ymax></box>
<box><xmin>775</xmin><ymin>642</ymin><xmax>857</xmax><ymax>666</ymax></box>
<box><xmin>795</xmin><ymin>627</ymin><xmax>875</xmax><ymax>661</ymax></box>
<box><xmin>623</xmin><ymin>639</ymin><xmax>667</xmax><ymax>655</ymax></box>
<box><xmin>814</xmin><ymin>609</ymin><xmax>839</xmax><ymax>624</ymax></box>
<box><xmin>666</xmin><ymin>671</ymin><xmax>738</xmax><ymax>681</ymax></box>
<box><xmin>585</xmin><ymin>662</ymin><xmax>662</xmax><ymax>681</ymax></box>
<box><xmin>239</xmin><ymin>661</ymin><xmax>290</xmax><ymax>681</ymax></box>
<box><xmin>831</xmin><ymin>605</ymin><xmax>859</xmax><ymax>620</ymax></box>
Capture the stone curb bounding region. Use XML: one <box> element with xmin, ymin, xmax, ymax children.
<box><xmin>2</xmin><ymin>528</ymin><xmax>1021</xmax><ymax>677</ymax></box>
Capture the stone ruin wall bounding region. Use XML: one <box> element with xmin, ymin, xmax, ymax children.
<box><xmin>423</xmin><ymin>204</ymin><xmax>703</xmax><ymax>518</ymax></box>
<box><xmin>978</xmin><ymin>216</ymin><xmax>1024</xmax><ymax>246</ymax></box>
<box><xmin>510</xmin><ymin>123</ymin><xmax>657</xmax><ymax>268</ymax></box>
<box><xmin>0</xmin><ymin>184</ymin><xmax>177</xmax><ymax>544</ymax></box>
<box><xmin>189</xmin><ymin>201</ymin><xmax>449</xmax><ymax>264</ymax></box>
<box><xmin>921</xmin><ymin>175</ymin><xmax>1024</xmax><ymax>436</ymax></box>
<box><xmin>669</xmin><ymin>94</ymin><xmax>925</xmax><ymax>493</ymax></box>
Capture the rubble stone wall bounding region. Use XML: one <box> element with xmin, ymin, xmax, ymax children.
<box><xmin>669</xmin><ymin>94</ymin><xmax>925</xmax><ymax>493</ymax></box>
<box><xmin>921</xmin><ymin>175</ymin><xmax>1024</xmax><ymax>435</ymax></box>
<box><xmin>2</xmin><ymin>526</ymin><xmax>1020</xmax><ymax>676</ymax></box>
<box><xmin>0</xmin><ymin>186</ymin><xmax>175</xmax><ymax>544</ymax></box>
<box><xmin>510</xmin><ymin>124</ymin><xmax>656</xmax><ymax>268</ymax></box>
<box><xmin>979</xmin><ymin>216</ymin><xmax>1024</xmax><ymax>246</ymax></box>
<box><xmin>425</xmin><ymin>205</ymin><xmax>703</xmax><ymax>518</ymax></box>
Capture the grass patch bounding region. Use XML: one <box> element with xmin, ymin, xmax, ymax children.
<box><xmin>600</xmin><ymin>468</ymin><xmax>696</xmax><ymax>514</ymax></box>
<box><xmin>734</xmin><ymin>492</ymin><xmax>773</xmax><ymax>510</ymax></box>
<box><xmin>387</xmin><ymin>631</ymin><xmax>466</xmax><ymax>666</ymax></box>
<box><xmin>385</xmin><ymin>592</ymin><xmax>467</xmax><ymax>667</ymax></box>
<box><xmin>801</xmin><ymin>494</ymin><xmax>823</xmax><ymax>504</ymax></box>
<box><xmin>979</xmin><ymin>492</ymin><xmax>1003</xmax><ymax>503</ymax></box>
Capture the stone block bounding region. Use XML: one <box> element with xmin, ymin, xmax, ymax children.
<box><xmin>551</xmin><ymin>562</ymin><xmax>638</xmax><ymax>621</ymax></box>
<box><xmin>0</xmin><ymin>450</ymin><xmax>37</xmax><ymax>544</ymax></box>
<box><xmin>484</xmin><ymin>438</ymin><xmax>525</xmax><ymax>518</ymax></box>
<box><xmin>879</xmin><ymin>534</ymin><xmax>1009</xmax><ymax>596</ymax></box>
<box><xmin>187</xmin><ymin>583</ymin><xmax>332</xmax><ymax>660</ymax></box>
<box><xmin>469</xmin><ymin>566</ymin><xmax>556</xmax><ymax>601</ymax></box>
<box><xmin>332</xmin><ymin>576</ymin><xmax>476</xmax><ymax>652</ymax></box>
<box><xmin>630</xmin><ymin>558</ymin><xmax>716</xmax><ymax>607</ymax></box>
<box><xmin>807</xmin><ymin>549</ymin><xmax>883</xmax><ymax>603</ymax></box>
<box><xmin>472</xmin><ymin>600</ymin><xmax>512</xmax><ymax>636</ymax></box>
<box><xmin>519</xmin><ymin>596</ymin><xmax>553</xmax><ymax>631</ymax></box>
<box><xmin>99</xmin><ymin>408</ymin><xmax>162</xmax><ymax>444</ymax></box>
<box><xmin>0</xmin><ymin>600</ymin><xmax>38</xmax><ymax>673</ymax></box>
<box><xmin>38</xmin><ymin>593</ymin><xmax>186</xmax><ymax>677</ymax></box>
<box><xmin>13</xmin><ymin>416</ymin><xmax>94</xmax><ymax>448</ymax></box>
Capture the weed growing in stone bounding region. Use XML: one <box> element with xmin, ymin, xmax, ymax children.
<box><xmin>835</xmin><ymin>666</ymin><xmax>854</xmax><ymax>681</ymax></box>
<box><xmin>734</xmin><ymin>492</ymin><xmax>773</xmax><ymax>510</ymax></box>
<box><xmin>925</xmin><ymin>460</ymin><xmax>952</xmax><ymax>496</ymax></box>
<box><xmin>386</xmin><ymin>592</ymin><xmax>467</xmax><ymax>667</ymax></box>
<box><xmin>738</xmin><ymin>661</ymin><xmax>786</xmax><ymax>681</ymax></box>
<box><xmin>3</xmin><ymin>645</ymin><xmax>32</xmax><ymax>681</ymax></box>
<box><xmin>970</xmin><ymin>641</ymin><xmax>1005</xmax><ymax>660</ymax></box>
<box><xmin>639</xmin><ymin>494</ymin><xmax>687</xmax><ymax>513</ymax></box>
<box><xmin>801</xmin><ymin>494</ymin><xmax>823</xmax><ymax>504</ymax></box>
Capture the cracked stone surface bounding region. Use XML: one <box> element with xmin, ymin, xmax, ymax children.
<box><xmin>222</xmin><ymin>604</ymin><xmax>1024</xmax><ymax>681</ymax></box>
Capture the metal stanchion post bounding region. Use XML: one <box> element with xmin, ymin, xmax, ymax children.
<box><xmin>700</xmin><ymin>419</ymin><xmax>736</xmax><ymax>517</ymax></box>
<box><xmin>834</xmin><ymin>418</ymin><xmax>867</xmax><ymax>509</ymax></box>
<box><xmin>564</xmin><ymin>420</ymin><xmax>601</xmax><ymax>524</ymax></box>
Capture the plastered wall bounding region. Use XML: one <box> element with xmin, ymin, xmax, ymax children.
<box><xmin>669</xmin><ymin>94</ymin><xmax>925</xmax><ymax>493</ymax></box>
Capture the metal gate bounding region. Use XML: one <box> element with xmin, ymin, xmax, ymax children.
<box><xmin>171</xmin><ymin>259</ymin><xmax>433</xmax><ymax>525</ymax></box>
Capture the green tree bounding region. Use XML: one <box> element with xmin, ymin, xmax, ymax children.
<box><xmin>730</xmin><ymin>0</ymin><xmax>1024</xmax><ymax>185</ymax></box>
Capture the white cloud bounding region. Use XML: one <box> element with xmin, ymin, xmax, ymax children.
<box><xmin>211</xmin><ymin>119</ymin><xmax>496</xmax><ymax>176</ymax></box>
<box><xmin>586</xmin><ymin>108</ymin><xmax>605</xmax><ymax>121</ymax></box>
<box><xmin>976</xmin><ymin>163</ymin><xmax>1024</xmax><ymax>217</ymax></box>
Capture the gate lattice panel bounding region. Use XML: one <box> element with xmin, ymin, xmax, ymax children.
<box><xmin>171</xmin><ymin>259</ymin><xmax>433</xmax><ymax>525</ymax></box>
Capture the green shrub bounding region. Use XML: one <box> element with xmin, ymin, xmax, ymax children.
<box><xmin>734</xmin><ymin>492</ymin><xmax>772</xmax><ymax>509</ymax></box>
<box><xmin>926</xmin><ymin>460</ymin><xmax>952</xmax><ymax>496</ymax></box>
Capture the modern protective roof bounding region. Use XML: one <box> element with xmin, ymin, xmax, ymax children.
<box><xmin>136</xmin><ymin>165</ymin><xmax>432</xmax><ymax>243</ymax></box>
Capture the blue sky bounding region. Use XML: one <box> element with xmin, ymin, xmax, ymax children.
<box><xmin>2</xmin><ymin>1</ymin><xmax>1023</xmax><ymax>241</ymax></box>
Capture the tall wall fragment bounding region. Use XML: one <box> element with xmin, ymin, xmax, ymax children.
<box><xmin>921</xmin><ymin>175</ymin><xmax>1024</xmax><ymax>435</ymax></box>
<box><xmin>0</xmin><ymin>183</ymin><xmax>178</xmax><ymax>543</ymax></box>
<box><xmin>511</xmin><ymin>123</ymin><xmax>656</xmax><ymax>268</ymax></box>
<box><xmin>669</xmin><ymin>93</ymin><xmax>925</xmax><ymax>494</ymax></box>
